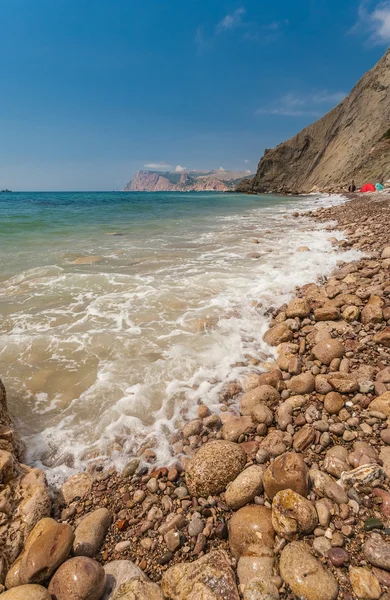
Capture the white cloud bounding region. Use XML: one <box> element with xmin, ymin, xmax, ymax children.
<box><xmin>370</xmin><ymin>1</ymin><xmax>390</xmax><ymax>42</ymax></box>
<box><xmin>245</xmin><ymin>169</ymin><xmax>252</xmax><ymax>174</ymax></box>
<box><xmin>353</xmin><ymin>1</ymin><xmax>390</xmax><ymax>44</ymax></box>
<box><xmin>219</xmin><ymin>166</ymin><xmax>226</xmax><ymax>171</ymax></box>
<box><xmin>216</xmin><ymin>8</ymin><xmax>246</xmax><ymax>33</ymax></box>
<box><xmin>175</xmin><ymin>165</ymin><xmax>187</xmax><ymax>172</ymax></box>
<box><xmin>144</xmin><ymin>162</ymin><xmax>171</xmax><ymax>170</ymax></box>
<box><xmin>244</xmin><ymin>159</ymin><xmax>249</xmax><ymax>163</ymax></box>
<box><xmin>256</xmin><ymin>90</ymin><xmax>347</xmax><ymax>117</ymax></box>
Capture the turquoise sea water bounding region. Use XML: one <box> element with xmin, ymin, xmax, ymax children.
<box><xmin>0</xmin><ymin>191</ymin><xmax>302</xmax><ymax>274</ymax></box>
<box><xmin>0</xmin><ymin>191</ymin><xmax>359</xmax><ymax>482</ymax></box>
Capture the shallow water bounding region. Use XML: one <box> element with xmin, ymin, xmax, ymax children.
<box><xmin>0</xmin><ymin>191</ymin><xmax>360</xmax><ymax>483</ymax></box>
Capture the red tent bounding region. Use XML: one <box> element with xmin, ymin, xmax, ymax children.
<box><xmin>360</xmin><ymin>183</ymin><xmax>376</xmax><ymax>192</ymax></box>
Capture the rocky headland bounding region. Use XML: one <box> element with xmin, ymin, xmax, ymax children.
<box><xmin>123</xmin><ymin>169</ymin><xmax>251</xmax><ymax>192</ymax></box>
<box><xmin>237</xmin><ymin>49</ymin><xmax>390</xmax><ymax>195</ymax></box>
<box><xmin>4</xmin><ymin>193</ymin><xmax>390</xmax><ymax>598</ymax></box>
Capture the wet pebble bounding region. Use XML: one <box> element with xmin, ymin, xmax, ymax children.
<box><xmin>328</xmin><ymin>547</ymin><xmax>349</xmax><ymax>567</ymax></box>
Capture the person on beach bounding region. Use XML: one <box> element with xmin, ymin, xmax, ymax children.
<box><xmin>348</xmin><ymin>180</ymin><xmax>356</xmax><ymax>192</ymax></box>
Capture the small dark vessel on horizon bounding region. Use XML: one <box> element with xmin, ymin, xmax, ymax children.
<box><xmin>0</xmin><ymin>189</ymin><xmax>12</xmax><ymax>193</ymax></box>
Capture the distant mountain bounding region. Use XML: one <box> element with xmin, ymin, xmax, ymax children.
<box><xmin>123</xmin><ymin>169</ymin><xmax>251</xmax><ymax>192</ymax></box>
<box><xmin>237</xmin><ymin>49</ymin><xmax>390</xmax><ymax>194</ymax></box>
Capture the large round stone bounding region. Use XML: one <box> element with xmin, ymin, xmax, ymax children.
<box><xmin>7</xmin><ymin>518</ymin><xmax>74</xmax><ymax>587</ymax></box>
<box><xmin>263</xmin><ymin>452</ymin><xmax>309</xmax><ymax>500</ymax></box>
<box><xmin>0</xmin><ymin>585</ymin><xmax>51</xmax><ymax>600</ymax></box>
<box><xmin>48</xmin><ymin>557</ymin><xmax>106</xmax><ymax>600</ymax></box>
<box><xmin>313</xmin><ymin>339</ymin><xmax>344</xmax><ymax>366</ymax></box>
<box><xmin>280</xmin><ymin>541</ymin><xmax>338</xmax><ymax>600</ymax></box>
<box><xmin>228</xmin><ymin>505</ymin><xmax>275</xmax><ymax>559</ymax></box>
<box><xmin>272</xmin><ymin>489</ymin><xmax>318</xmax><ymax>539</ymax></box>
<box><xmin>185</xmin><ymin>440</ymin><xmax>246</xmax><ymax>497</ymax></box>
<box><xmin>102</xmin><ymin>560</ymin><xmax>147</xmax><ymax>599</ymax></box>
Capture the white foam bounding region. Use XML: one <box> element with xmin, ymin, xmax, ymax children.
<box><xmin>0</xmin><ymin>193</ymin><xmax>360</xmax><ymax>485</ymax></box>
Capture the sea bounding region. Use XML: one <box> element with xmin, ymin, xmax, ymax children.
<box><xmin>0</xmin><ymin>191</ymin><xmax>361</xmax><ymax>484</ymax></box>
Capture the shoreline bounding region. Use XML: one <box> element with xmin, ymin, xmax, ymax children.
<box><xmin>3</xmin><ymin>191</ymin><xmax>390</xmax><ymax>598</ymax></box>
<box><xmin>4</xmin><ymin>190</ymin><xmax>351</xmax><ymax>485</ymax></box>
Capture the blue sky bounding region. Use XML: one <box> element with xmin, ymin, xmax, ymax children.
<box><xmin>0</xmin><ymin>0</ymin><xmax>389</xmax><ymax>191</ymax></box>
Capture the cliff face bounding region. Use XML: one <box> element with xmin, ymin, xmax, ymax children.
<box><xmin>238</xmin><ymin>49</ymin><xmax>390</xmax><ymax>194</ymax></box>
<box><xmin>123</xmin><ymin>170</ymin><xmax>250</xmax><ymax>192</ymax></box>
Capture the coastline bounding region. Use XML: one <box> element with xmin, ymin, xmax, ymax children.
<box><xmin>3</xmin><ymin>190</ymin><xmax>390</xmax><ymax>598</ymax></box>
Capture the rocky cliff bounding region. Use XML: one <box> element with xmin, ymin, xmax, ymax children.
<box><xmin>237</xmin><ymin>49</ymin><xmax>390</xmax><ymax>194</ymax></box>
<box><xmin>123</xmin><ymin>170</ymin><xmax>250</xmax><ymax>192</ymax></box>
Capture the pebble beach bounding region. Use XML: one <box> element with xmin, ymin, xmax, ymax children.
<box><xmin>3</xmin><ymin>191</ymin><xmax>390</xmax><ymax>599</ymax></box>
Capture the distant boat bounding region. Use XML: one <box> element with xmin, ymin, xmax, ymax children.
<box><xmin>0</xmin><ymin>189</ymin><xmax>12</xmax><ymax>192</ymax></box>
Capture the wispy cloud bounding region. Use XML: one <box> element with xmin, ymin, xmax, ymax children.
<box><xmin>216</xmin><ymin>8</ymin><xmax>246</xmax><ymax>33</ymax></box>
<box><xmin>264</xmin><ymin>19</ymin><xmax>290</xmax><ymax>32</ymax></box>
<box><xmin>195</xmin><ymin>8</ymin><xmax>289</xmax><ymax>51</ymax></box>
<box><xmin>256</xmin><ymin>90</ymin><xmax>347</xmax><ymax>117</ymax></box>
<box><xmin>175</xmin><ymin>165</ymin><xmax>187</xmax><ymax>172</ymax></box>
<box><xmin>372</xmin><ymin>2</ymin><xmax>390</xmax><ymax>41</ymax></box>
<box><xmin>144</xmin><ymin>162</ymin><xmax>171</xmax><ymax>170</ymax></box>
<box><xmin>353</xmin><ymin>1</ymin><xmax>390</xmax><ymax>44</ymax></box>
<box><xmin>194</xmin><ymin>26</ymin><xmax>207</xmax><ymax>54</ymax></box>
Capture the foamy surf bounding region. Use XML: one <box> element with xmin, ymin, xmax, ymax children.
<box><xmin>0</xmin><ymin>191</ymin><xmax>360</xmax><ymax>484</ymax></box>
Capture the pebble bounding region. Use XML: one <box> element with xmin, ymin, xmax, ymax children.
<box><xmin>73</xmin><ymin>508</ymin><xmax>112</xmax><ymax>557</ymax></box>
<box><xmin>215</xmin><ymin>521</ymin><xmax>228</xmax><ymax>539</ymax></box>
<box><xmin>146</xmin><ymin>478</ymin><xmax>158</xmax><ymax>493</ymax></box>
<box><xmin>364</xmin><ymin>533</ymin><xmax>390</xmax><ymax>571</ymax></box>
<box><xmin>188</xmin><ymin>517</ymin><xmax>204</xmax><ymax>537</ymax></box>
<box><xmin>225</xmin><ymin>465</ymin><xmax>265</xmax><ymax>509</ymax></box>
<box><xmin>313</xmin><ymin>536</ymin><xmax>332</xmax><ymax>556</ymax></box>
<box><xmin>328</xmin><ymin>547</ymin><xmax>349</xmax><ymax>567</ymax></box>
<box><xmin>364</xmin><ymin>518</ymin><xmax>384</xmax><ymax>531</ymax></box>
<box><xmin>381</xmin><ymin>429</ymin><xmax>390</xmax><ymax>444</ymax></box>
<box><xmin>133</xmin><ymin>490</ymin><xmax>145</xmax><ymax>503</ymax></box>
<box><xmin>114</xmin><ymin>541</ymin><xmax>131</xmax><ymax>553</ymax></box>
<box><xmin>372</xmin><ymin>566</ymin><xmax>390</xmax><ymax>587</ymax></box>
<box><xmin>349</xmin><ymin>565</ymin><xmax>381</xmax><ymax>599</ymax></box>
<box><xmin>158</xmin><ymin>551</ymin><xmax>174</xmax><ymax>565</ymax></box>
<box><xmin>164</xmin><ymin>530</ymin><xmax>182</xmax><ymax>552</ymax></box>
